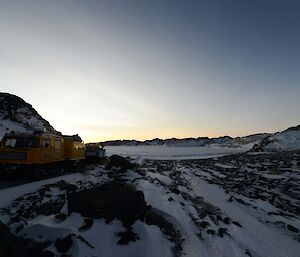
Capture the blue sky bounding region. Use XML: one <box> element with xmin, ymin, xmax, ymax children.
<box><xmin>0</xmin><ymin>0</ymin><xmax>299</xmax><ymax>141</ymax></box>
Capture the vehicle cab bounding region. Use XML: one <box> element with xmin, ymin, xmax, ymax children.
<box><xmin>0</xmin><ymin>132</ymin><xmax>64</xmax><ymax>165</ymax></box>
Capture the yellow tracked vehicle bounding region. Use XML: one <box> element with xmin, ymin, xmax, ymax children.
<box><xmin>0</xmin><ymin>132</ymin><xmax>85</xmax><ymax>165</ymax></box>
<box><xmin>63</xmin><ymin>135</ymin><xmax>86</xmax><ymax>161</ymax></box>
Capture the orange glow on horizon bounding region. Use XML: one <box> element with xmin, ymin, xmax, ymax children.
<box><xmin>81</xmin><ymin>127</ymin><xmax>278</xmax><ymax>143</ymax></box>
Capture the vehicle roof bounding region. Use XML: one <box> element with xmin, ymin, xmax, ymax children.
<box><xmin>4</xmin><ymin>132</ymin><xmax>62</xmax><ymax>139</ymax></box>
<box><xmin>62</xmin><ymin>134</ymin><xmax>83</xmax><ymax>142</ymax></box>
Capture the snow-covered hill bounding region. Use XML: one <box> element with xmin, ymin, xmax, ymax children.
<box><xmin>250</xmin><ymin>125</ymin><xmax>300</xmax><ymax>152</ymax></box>
<box><xmin>104</xmin><ymin>134</ymin><xmax>269</xmax><ymax>148</ymax></box>
<box><xmin>213</xmin><ymin>133</ymin><xmax>269</xmax><ymax>148</ymax></box>
<box><xmin>0</xmin><ymin>93</ymin><xmax>60</xmax><ymax>139</ymax></box>
<box><xmin>104</xmin><ymin>126</ymin><xmax>300</xmax><ymax>153</ymax></box>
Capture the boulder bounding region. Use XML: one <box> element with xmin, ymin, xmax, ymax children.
<box><xmin>55</xmin><ymin>234</ymin><xmax>73</xmax><ymax>253</ymax></box>
<box><xmin>287</xmin><ymin>224</ymin><xmax>299</xmax><ymax>233</ymax></box>
<box><xmin>0</xmin><ymin>221</ymin><xmax>52</xmax><ymax>257</ymax></box>
<box><xmin>68</xmin><ymin>182</ymin><xmax>148</xmax><ymax>228</ymax></box>
<box><xmin>0</xmin><ymin>221</ymin><xmax>31</xmax><ymax>257</ymax></box>
<box><xmin>105</xmin><ymin>155</ymin><xmax>135</xmax><ymax>171</ymax></box>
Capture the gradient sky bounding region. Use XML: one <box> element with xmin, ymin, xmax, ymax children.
<box><xmin>1</xmin><ymin>0</ymin><xmax>300</xmax><ymax>142</ymax></box>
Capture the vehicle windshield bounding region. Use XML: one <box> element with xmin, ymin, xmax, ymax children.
<box><xmin>4</xmin><ymin>137</ymin><xmax>40</xmax><ymax>148</ymax></box>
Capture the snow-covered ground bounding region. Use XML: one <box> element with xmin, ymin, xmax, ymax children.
<box><xmin>105</xmin><ymin>145</ymin><xmax>249</xmax><ymax>160</ymax></box>
<box><xmin>0</xmin><ymin>150</ymin><xmax>299</xmax><ymax>257</ymax></box>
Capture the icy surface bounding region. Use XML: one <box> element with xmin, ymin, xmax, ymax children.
<box><xmin>105</xmin><ymin>145</ymin><xmax>248</xmax><ymax>160</ymax></box>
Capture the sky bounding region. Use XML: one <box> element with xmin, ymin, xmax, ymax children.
<box><xmin>0</xmin><ymin>0</ymin><xmax>300</xmax><ymax>142</ymax></box>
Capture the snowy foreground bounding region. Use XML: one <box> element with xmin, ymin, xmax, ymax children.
<box><xmin>0</xmin><ymin>151</ymin><xmax>300</xmax><ymax>257</ymax></box>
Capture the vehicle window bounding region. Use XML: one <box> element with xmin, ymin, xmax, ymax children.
<box><xmin>42</xmin><ymin>140</ymin><xmax>51</xmax><ymax>149</ymax></box>
<box><xmin>4</xmin><ymin>139</ymin><xmax>11</xmax><ymax>146</ymax></box>
<box><xmin>55</xmin><ymin>140</ymin><xmax>62</xmax><ymax>149</ymax></box>
<box><xmin>5</xmin><ymin>139</ymin><xmax>16</xmax><ymax>147</ymax></box>
<box><xmin>4</xmin><ymin>137</ymin><xmax>38</xmax><ymax>148</ymax></box>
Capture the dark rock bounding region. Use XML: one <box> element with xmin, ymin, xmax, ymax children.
<box><xmin>0</xmin><ymin>221</ymin><xmax>31</xmax><ymax>257</ymax></box>
<box><xmin>199</xmin><ymin>221</ymin><xmax>210</xmax><ymax>229</ymax></box>
<box><xmin>25</xmin><ymin>240</ymin><xmax>52</xmax><ymax>256</ymax></box>
<box><xmin>223</xmin><ymin>217</ymin><xmax>230</xmax><ymax>224</ymax></box>
<box><xmin>232</xmin><ymin>221</ymin><xmax>242</xmax><ymax>227</ymax></box>
<box><xmin>71</xmin><ymin>234</ymin><xmax>94</xmax><ymax>249</ymax></box>
<box><xmin>105</xmin><ymin>155</ymin><xmax>135</xmax><ymax>170</ymax></box>
<box><xmin>55</xmin><ymin>235</ymin><xmax>73</xmax><ymax>253</ymax></box>
<box><xmin>245</xmin><ymin>249</ymin><xmax>252</xmax><ymax>257</ymax></box>
<box><xmin>287</xmin><ymin>224</ymin><xmax>299</xmax><ymax>233</ymax></box>
<box><xmin>68</xmin><ymin>182</ymin><xmax>148</xmax><ymax>228</ymax></box>
<box><xmin>10</xmin><ymin>214</ymin><xmax>22</xmax><ymax>224</ymax></box>
<box><xmin>117</xmin><ymin>229</ymin><xmax>140</xmax><ymax>245</ymax></box>
<box><xmin>217</xmin><ymin>215</ymin><xmax>223</xmax><ymax>222</ymax></box>
<box><xmin>0</xmin><ymin>221</ymin><xmax>50</xmax><ymax>257</ymax></box>
<box><xmin>235</xmin><ymin>198</ymin><xmax>250</xmax><ymax>206</ymax></box>
<box><xmin>43</xmin><ymin>250</ymin><xmax>55</xmax><ymax>257</ymax></box>
<box><xmin>206</xmin><ymin>229</ymin><xmax>215</xmax><ymax>235</ymax></box>
<box><xmin>249</xmin><ymin>135</ymin><xmax>273</xmax><ymax>152</ymax></box>
<box><xmin>196</xmin><ymin>232</ymin><xmax>202</xmax><ymax>239</ymax></box>
<box><xmin>218</xmin><ymin>227</ymin><xmax>229</xmax><ymax>238</ymax></box>
<box><xmin>15</xmin><ymin>224</ymin><xmax>24</xmax><ymax>233</ymax></box>
<box><xmin>79</xmin><ymin>218</ymin><xmax>94</xmax><ymax>231</ymax></box>
<box><xmin>37</xmin><ymin>201</ymin><xmax>65</xmax><ymax>216</ymax></box>
<box><xmin>55</xmin><ymin>213</ymin><xmax>67</xmax><ymax>221</ymax></box>
<box><xmin>170</xmin><ymin>188</ymin><xmax>180</xmax><ymax>194</ymax></box>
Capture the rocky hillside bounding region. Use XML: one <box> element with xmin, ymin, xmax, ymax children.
<box><xmin>250</xmin><ymin>124</ymin><xmax>300</xmax><ymax>152</ymax></box>
<box><xmin>104</xmin><ymin>134</ymin><xmax>269</xmax><ymax>148</ymax></box>
<box><xmin>0</xmin><ymin>93</ymin><xmax>60</xmax><ymax>139</ymax></box>
<box><xmin>104</xmin><ymin>127</ymin><xmax>300</xmax><ymax>152</ymax></box>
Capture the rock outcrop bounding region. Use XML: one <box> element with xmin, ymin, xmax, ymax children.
<box><xmin>0</xmin><ymin>92</ymin><xmax>60</xmax><ymax>139</ymax></box>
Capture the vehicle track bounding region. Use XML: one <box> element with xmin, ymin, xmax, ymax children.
<box><xmin>0</xmin><ymin>161</ymin><xmax>102</xmax><ymax>190</ymax></box>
